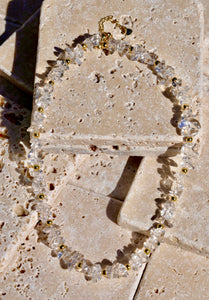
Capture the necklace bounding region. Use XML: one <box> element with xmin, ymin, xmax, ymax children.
<box><xmin>27</xmin><ymin>16</ymin><xmax>201</xmax><ymax>282</ymax></box>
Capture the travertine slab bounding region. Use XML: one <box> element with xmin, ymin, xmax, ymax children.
<box><xmin>0</xmin><ymin>185</ymin><xmax>146</xmax><ymax>300</ymax></box>
<box><xmin>32</xmin><ymin>0</ymin><xmax>203</xmax><ymax>155</ymax></box>
<box><xmin>135</xmin><ymin>243</ymin><xmax>209</xmax><ymax>299</ymax></box>
<box><xmin>118</xmin><ymin>76</ymin><xmax>209</xmax><ymax>256</ymax></box>
<box><xmin>0</xmin><ymin>96</ymin><xmax>75</xmax><ymax>269</ymax></box>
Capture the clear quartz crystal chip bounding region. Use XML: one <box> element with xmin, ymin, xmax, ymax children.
<box><xmin>90</xmin><ymin>33</ymin><xmax>101</xmax><ymax>47</ymax></box>
<box><xmin>105</xmin><ymin>265</ymin><xmax>113</xmax><ymax>278</ymax></box>
<box><xmin>117</xmin><ymin>40</ymin><xmax>130</xmax><ymax>56</ymax></box>
<box><xmin>143</xmin><ymin>235</ymin><xmax>159</xmax><ymax>251</ymax></box>
<box><xmin>48</xmin><ymin>66</ymin><xmax>64</xmax><ymax>81</ymax></box>
<box><xmin>160</xmin><ymin>201</ymin><xmax>175</xmax><ymax>221</ymax></box>
<box><xmin>150</xmin><ymin>227</ymin><xmax>165</xmax><ymax>238</ymax></box>
<box><xmin>169</xmin><ymin>176</ymin><xmax>184</xmax><ymax>196</ymax></box>
<box><xmin>61</xmin><ymin>250</ymin><xmax>84</xmax><ymax>270</ymax></box>
<box><xmin>126</xmin><ymin>44</ymin><xmax>142</xmax><ymax>61</ymax></box>
<box><xmin>135</xmin><ymin>249</ymin><xmax>150</xmax><ymax>262</ymax></box>
<box><xmin>85</xmin><ymin>263</ymin><xmax>102</xmax><ymax>282</ymax></box>
<box><xmin>129</xmin><ymin>253</ymin><xmax>142</xmax><ymax>270</ymax></box>
<box><xmin>112</xmin><ymin>263</ymin><xmax>128</xmax><ymax>278</ymax></box>
<box><xmin>139</xmin><ymin>50</ymin><xmax>158</xmax><ymax>65</ymax></box>
<box><xmin>180</xmin><ymin>118</ymin><xmax>200</xmax><ymax>137</ymax></box>
<box><xmin>106</xmin><ymin>38</ymin><xmax>117</xmax><ymax>54</ymax></box>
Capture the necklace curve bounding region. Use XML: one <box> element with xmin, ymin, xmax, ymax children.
<box><xmin>27</xmin><ymin>16</ymin><xmax>201</xmax><ymax>282</ymax></box>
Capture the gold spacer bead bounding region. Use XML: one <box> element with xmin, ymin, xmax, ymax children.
<box><xmin>125</xmin><ymin>264</ymin><xmax>131</xmax><ymax>271</ymax></box>
<box><xmin>46</xmin><ymin>219</ymin><xmax>53</xmax><ymax>226</ymax></box>
<box><xmin>37</xmin><ymin>107</ymin><xmax>44</xmax><ymax>113</ymax></box>
<box><xmin>157</xmin><ymin>223</ymin><xmax>165</xmax><ymax>229</ymax></box>
<box><xmin>48</xmin><ymin>80</ymin><xmax>54</xmax><ymax>86</ymax></box>
<box><xmin>181</xmin><ymin>167</ymin><xmax>188</xmax><ymax>174</ymax></box>
<box><xmin>38</xmin><ymin>193</ymin><xmax>45</xmax><ymax>200</ymax></box>
<box><xmin>144</xmin><ymin>248</ymin><xmax>151</xmax><ymax>255</ymax></box>
<box><xmin>154</xmin><ymin>60</ymin><xmax>160</xmax><ymax>66</ymax></box>
<box><xmin>129</xmin><ymin>46</ymin><xmax>134</xmax><ymax>52</ymax></box>
<box><xmin>81</xmin><ymin>43</ymin><xmax>87</xmax><ymax>51</ymax></box>
<box><xmin>33</xmin><ymin>164</ymin><xmax>40</xmax><ymax>171</ymax></box>
<box><xmin>182</xmin><ymin>104</ymin><xmax>189</xmax><ymax>110</ymax></box>
<box><xmin>33</xmin><ymin>132</ymin><xmax>40</xmax><ymax>138</ymax></box>
<box><xmin>59</xmin><ymin>244</ymin><xmax>66</xmax><ymax>251</ymax></box>
<box><xmin>170</xmin><ymin>195</ymin><xmax>177</xmax><ymax>202</ymax></box>
<box><xmin>76</xmin><ymin>261</ymin><xmax>83</xmax><ymax>269</ymax></box>
<box><xmin>185</xmin><ymin>137</ymin><xmax>193</xmax><ymax>143</ymax></box>
<box><xmin>101</xmin><ymin>269</ymin><xmax>107</xmax><ymax>276</ymax></box>
<box><xmin>66</xmin><ymin>59</ymin><xmax>71</xmax><ymax>65</ymax></box>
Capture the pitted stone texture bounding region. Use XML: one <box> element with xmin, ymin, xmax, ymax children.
<box><xmin>67</xmin><ymin>154</ymin><xmax>141</xmax><ymax>199</ymax></box>
<box><xmin>0</xmin><ymin>8</ymin><xmax>41</xmax><ymax>93</ymax></box>
<box><xmin>0</xmin><ymin>186</ymin><xmax>146</xmax><ymax>300</ymax></box>
<box><xmin>0</xmin><ymin>96</ymin><xmax>75</xmax><ymax>269</ymax></box>
<box><xmin>135</xmin><ymin>243</ymin><xmax>209</xmax><ymax>299</ymax></box>
<box><xmin>32</xmin><ymin>0</ymin><xmax>203</xmax><ymax>156</ymax></box>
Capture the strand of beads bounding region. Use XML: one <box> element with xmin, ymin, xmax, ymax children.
<box><xmin>26</xmin><ymin>16</ymin><xmax>201</xmax><ymax>282</ymax></box>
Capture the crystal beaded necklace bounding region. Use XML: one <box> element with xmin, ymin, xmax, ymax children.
<box><xmin>27</xmin><ymin>16</ymin><xmax>201</xmax><ymax>282</ymax></box>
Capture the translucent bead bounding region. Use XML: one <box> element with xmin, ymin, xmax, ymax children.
<box><xmin>139</xmin><ymin>51</ymin><xmax>158</xmax><ymax>65</ymax></box>
<box><xmin>104</xmin><ymin>265</ymin><xmax>113</xmax><ymax>279</ymax></box>
<box><xmin>160</xmin><ymin>201</ymin><xmax>175</xmax><ymax>221</ymax></box>
<box><xmin>135</xmin><ymin>249</ymin><xmax>150</xmax><ymax>262</ymax></box>
<box><xmin>126</xmin><ymin>44</ymin><xmax>142</xmax><ymax>61</ymax></box>
<box><xmin>117</xmin><ymin>40</ymin><xmax>130</xmax><ymax>56</ymax></box>
<box><xmin>48</xmin><ymin>235</ymin><xmax>65</xmax><ymax>250</ymax></box>
<box><xmin>106</xmin><ymin>38</ymin><xmax>117</xmax><ymax>54</ymax></box>
<box><xmin>48</xmin><ymin>67</ymin><xmax>64</xmax><ymax>81</ymax></box>
<box><xmin>179</xmin><ymin>117</ymin><xmax>200</xmax><ymax>137</ymax></box>
<box><xmin>143</xmin><ymin>235</ymin><xmax>159</xmax><ymax>251</ymax></box>
<box><xmin>74</xmin><ymin>44</ymin><xmax>84</xmax><ymax>58</ymax></box>
<box><xmin>57</xmin><ymin>59</ymin><xmax>69</xmax><ymax>71</ymax></box>
<box><xmin>90</xmin><ymin>33</ymin><xmax>101</xmax><ymax>47</ymax></box>
<box><xmin>61</xmin><ymin>250</ymin><xmax>84</xmax><ymax>270</ymax></box>
<box><xmin>129</xmin><ymin>253</ymin><xmax>143</xmax><ymax>270</ymax></box>
<box><xmin>36</xmin><ymin>203</ymin><xmax>54</xmax><ymax>222</ymax></box>
<box><xmin>150</xmin><ymin>227</ymin><xmax>165</xmax><ymax>238</ymax></box>
<box><xmin>112</xmin><ymin>263</ymin><xmax>128</xmax><ymax>278</ymax></box>
<box><xmin>169</xmin><ymin>177</ymin><xmax>184</xmax><ymax>196</ymax></box>
<box><xmin>85</xmin><ymin>263</ymin><xmax>102</xmax><ymax>282</ymax></box>
<box><xmin>33</xmin><ymin>110</ymin><xmax>46</xmax><ymax>123</ymax></box>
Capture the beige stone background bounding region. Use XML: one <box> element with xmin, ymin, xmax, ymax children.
<box><xmin>0</xmin><ymin>0</ymin><xmax>208</xmax><ymax>299</ymax></box>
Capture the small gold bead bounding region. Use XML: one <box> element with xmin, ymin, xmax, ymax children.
<box><xmin>38</xmin><ymin>193</ymin><xmax>45</xmax><ymax>200</ymax></box>
<box><xmin>33</xmin><ymin>132</ymin><xmax>40</xmax><ymax>138</ymax></box>
<box><xmin>181</xmin><ymin>167</ymin><xmax>188</xmax><ymax>174</ymax></box>
<box><xmin>144</xmin><ymin>248</ymin><xmax>151</xmax><ymax>255</ymax></box>
<box><xmin>157</xmin><ymin>223</ymin><xmax>165</xmax><ymax>229</ymax></box>
<box><xmin>37</xmin><ymin>107</ymin><xmax>44</xmax><ymax>113</ymax></box>
<box><xmin>185</xmin><ymin>137</ymin><xmax>193</xmax><ymax>143</ymax></box>
<box><xmin>101</xmin><ymin>269</ymin><xmax>107</xmax><ymax>276</ymax></box>
<box><xmin>59</xmin><ymin>244</ymin><xmax>66</xmax><ymax>251</ymax></box>
<box><xmin>46</xmin><ymin>219</ymin><xmax>53</xmax><ymax>226</ymax></box>
<box><xmin>66</xmin><ymin>59</ymin><xmax>71</xmax><ymax>65</ymax></box>
<box><xmin>182</xmin><ymin>104</ymin><xmax>189</xmax><ymax>110</ymax></box>
<box><xmin>33</xmin><ymin>164</ymin><xmax>40</xmax><ymax>171</ymax></box>
<box><xmin>170</xmin><ymin>195</ymin><xmax>177</xmax><ymax>202</ymax></box>
<box><xmin>77</xmin><ymin>261</ymin><xmax>83</xmax><ymax>269</ymax></box>
<box><xmin>125</xmin><ymin>264</ymin><xmax>131</xmax><ymax>271</ymax></box>
<box><xmin>48</xmin><ymin>80</ymin><xmax>54</xmax><ymax>86</ymax></box>
<box><xmin>82</xmin><ymin>43</ymin><xmax>87</xmax><ymax>51</ymax></box>
<box><xmin>154</xmin><ymin>60</ymin><xmax>160</xmax><ymax>66</ymax></box>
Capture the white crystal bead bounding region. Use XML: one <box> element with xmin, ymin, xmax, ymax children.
<box><xmin>169</xmin><ymin>177</ymin><xmax>184</xmax><ymax>196</ymax></box>
<box><xmin>117</xmin><ymin>40</ymin><xmax>130</xmax><ymax>56</ymax></box>
<box><xmin>48</xmin><ymin>67</ymin><xmax>64</xmax><ymax>81</ymax></box>
<box><xmin>160</xmin><ymin>201</ymin><xmax>175</xmax><ymax>221</ymax></box>
<box><xmin>144</xmin><ymin>235</ymin><xmax>159</xmax><ymax>251</ymax></box>
<box><xmin>134</xmin><ymin>249</ymin><xmax>150</xmax><ymax>262</ymax></box>
<box><xmin>129</xmin><ymin>253</ymin><xmax>143</xmax><ymax>270</ymax></box>
<box><xmin>89</xmin><ymin>33</ymin><xmax>101</xmax><ymax>47</ymax></box>
<box><xmin>139</xmin><ymin>51</ymin><xmax>158</xmax><ymax>65</ymax></box>
<box><xmin>150</xmin><ymin>227</ymin><xmax>165</xmax><ymax>238</ymax></box>
<box><xmin>61</xmin><ymin>250</ymin><xmax>84</xmax><ymax>270</ymax></box>
<box><xmin>85</xmin><ymin>263</ymin><xmax>102</xmax><ymax>282</ymax></box>
<box><xmin>126</xmin><ymin>44</ymin><xmax>142</xmax><ymax>61</ymax></box>
<box><xmin>112</xmin><ymin>263</ymin><xmax>128</xmax><ymax>278</ymax></box>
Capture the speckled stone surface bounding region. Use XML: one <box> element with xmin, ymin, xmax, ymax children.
<box><xmin>0</xmin><ymin>96</ymin><xmax>75</xmax><ymax>270</ymax></box>
<box><xmin>135</xmin><ymin>243</ymin><xmax>209</xmax><ymax>299</ymax></box>
<box><xmin>31</xmin><ymin>0</ymin><xmax>203</xmax><ymax>155</ymax></box>
<box><xmin>0</xmin><ymin>185</ymin><xmax>146</xmax><ymax>300</ymax></box>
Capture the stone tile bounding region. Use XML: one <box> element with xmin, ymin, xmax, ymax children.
<box><xmin>31</xmin><ymin>0</ymin><xmax>203</xmax><ymax>156</ymax></box>
<box><xmin>0</xmin><ymin>95</ymin><xmax>75</xmax><ymax>269</ymax></box>
<box><xmin>0</xmin><ymin>9</ymin><xmax>41</xmax><ymax>93</ymax></box>
<box><xmin>135</xmin><ymin>243</ymin><xmax>209</xmax><ymax>299</ymax></box>
<box><xmin>118</xmin><ymin>80</ymin><xmax>208</xmax><ymax>256</ymax></box>
<box><xmin>67</xmin><ymin>154</ymin><xmax>142</xmax><ymax>199</ymax></box>
<box><xmin>0</xmin><ymin>185</ymin><xmax>146</xmax><ymax>300</ymax></box>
